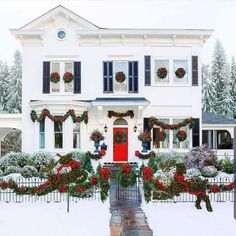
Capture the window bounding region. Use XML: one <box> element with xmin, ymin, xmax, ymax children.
<box><xmin>217</xmin><ymin>130</ymin><xmax>232</xmax><ymax>149</ymax></box>
<box><xmin>153</xmin><ymin>119</ymin><xmax>170</xmax><ymax>149</ymax></box>
<box><xmin>173</xmin><ymin>60</ymin><xmax>188</xmax><ymax>83</ymax></box>
<box><xmin>154</xmin><ymin>60</ymin><xmax>169</xmax><ymax>83</ymax></box>
<box><xmin>51</xmin><ymin>62</ymin><xmax>73</xmax><ymax>93</ymax></box>
<box><xmin>54</xmin><ymin>120</ymin><xmax>63</xmax><ymax>149</ymax></box>
<box><xmin>113</xmin><ymin>61</ymin><xmax>128</xmax><ymax>93</ymax></box>
<box><xmin>173</xmin><ymin>119</ymin><xmax>190</xmax><ymax>149</ymax></box>
<box><xmin>57</xmin><ymin>30</ymin><xmax>66</xmax><ymax>40</ymax></box>
<box><xmin>39</xmin><ymin>120</ymin><xmax>45</xmax><ymax>149</ymax></box>
<box><xmin>73</xmin><ymin>123</ymin><xmax>81</xmax><ymax>149</ymax></box>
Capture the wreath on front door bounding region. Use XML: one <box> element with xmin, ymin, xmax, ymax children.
<box><xmin>115</xmin><ymin>71</ymin><xmax>126</xmax><ymax>83</ymax></box>
<box><xmin>115</xmin><ymin>130</ymin><xmax>126</xmax><ymax>143</ymax></box>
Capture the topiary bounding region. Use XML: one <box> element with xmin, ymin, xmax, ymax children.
<box><xmin>201</xmin><ymin>166</ymin><xmax>218</xmax><ymax>178</ymax></box>
<box><xmin>21</xmin><ymin>165</ymin><xmax>38</xmax><ymax>178</ymax></box>
<box><xmin>4</xmin><ymin>166</ymin><xmax>22</xmax><ymax>175</ymax></box>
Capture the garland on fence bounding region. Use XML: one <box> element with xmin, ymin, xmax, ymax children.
<box><xmin>148</xmin><ymin>117</ymin><xmax>194</xmax><ymax>130</ymax></box>
<box><xmin>108</xmin><ymin>110</ymin><xmax>134</xmax><ymax>119</ymax></box>
<box><xmin>135</xmin><ymin>151</ymin><xmax>155</xmax><ymax>160</ymax></box>
<box><xmin>116</xmin><ymin>164</ymin><xmax>136</xmax><ymax>188</ymax></box>
<box><xmin>87</xmin><ymin>150</ymin><xmax>106</xmax><ymax>160</ymax></box>
<box><xmin>30</xmin><ymin>109</ymin><xmax>88</xmax><ymax>124</ymax></box>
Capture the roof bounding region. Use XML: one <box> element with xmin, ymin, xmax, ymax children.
<box><xmin>202</xmin><ymin>111</ymin><xmax>236</xmax><ymax>125</ymax></box>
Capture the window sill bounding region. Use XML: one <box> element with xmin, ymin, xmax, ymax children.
<box><xmin>150</xmin><ymin>83</ymin><xmax>191</xmax><ymax>87</ymax></box>
<box><xmin>47</xmin><ymin>94</ymin><xmax>77</xmax><ymax>96</ymax></box>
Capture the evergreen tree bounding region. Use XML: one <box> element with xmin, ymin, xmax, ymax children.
<box><xmin>202</xmin><ymin>64</ymin><xmax>216</xmax><ymax>113</ymax></box>
<box><xmin>230</xmin><ymin>57</ymin><xmax>236</xmax><ymax>119</ymax></box>
<box><xmin>4</xmin><ymin>50</ymin><xmax>22</xmax><ymax>113</ymax></box>
<box><xmin>211</xmin><ymin>40</ymin><xmax>232</xmax><ymax>118</ymax></box>
<box><xmin>0</xmin><ymin>61</ymin><xmax>10</xmax><ymax>111</ymax></box>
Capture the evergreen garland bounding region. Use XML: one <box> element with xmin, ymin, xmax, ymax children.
<box><xmin>30</xmin><ymin>109</ymin><xmax>88</xmax><ymax>124</ymax></box>
<box><xmin>108</xmin><ymin>110</ymin><xmax>134</xmax><ymax>119</ymax></box>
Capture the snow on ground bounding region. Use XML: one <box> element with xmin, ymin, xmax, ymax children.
<box><xmin>143</xmin><ymin>202</ymin><xmax>236</xmax><ymax>236</ymax></box>
<box><xmin>0</xmin><ymin>201</ymin><xmax>110</xmax><ymax>236</ymax></box>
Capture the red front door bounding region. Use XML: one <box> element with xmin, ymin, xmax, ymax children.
<box><xmin>113</xmin><ymin>127</ymin><xmax>128</xmax><ymax>162</ymax></box>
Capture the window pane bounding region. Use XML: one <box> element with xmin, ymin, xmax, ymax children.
<box><xmin>73</xmin><ymin>123</ymin><xmax>81</xmax><ymax>149</ymax></box>
<box><xmin>64</xmin><ymin>62</ymin><xmax>73</xmax><ymax>92</ymax></box>
<box><xmin>173</xmin><ymin>60</ymin><xmax>188</xmax><ymax>83</ymax></box>
<box><xmin>65</xmin><ymin>63</ymin><xmax>73</xmax><ymax>73</ymax></box>
<box><xmin>55</xmin><ymin>133</ymin><xmax>63</xmax><ymax>148</ymax></box>
<box><xmin>114</xmin><ymin>61</ymin><xmax>128</xmax><ymax>93</ymax></box>
<box><xmin>40</xmin><ymin>133</ymin><xmax>45</xmax><ymax>149</ymax></box>
<box><xmin>155</xmin><ymin>60</ymin><xmax>169</xmax><ymax>83</ymax></box>
<box><xmin>51</xmin><ymin>63</ymin><xmax>60</xmax><ymax>93</ymax></box>
<box><xmin>40</xmin><ymin>120</ymin><xmax>45</xmax><ymax>132</ymax></box>
<box><xmin>173</xmin><ymin>119</ymin><xmax>190</xmax><ymax>149</ymax></box>
<box><xmin>153</xmin><ymin>119</ymin><xmax>169</xmax><ymax>149</ymax></box>
<box><xmin>54</xmin><ymin>122</ymin><xmax>63</xmax><ymax>132</ymax></box>
<box><xmin>52</xmin><ymin>63</ymin><xmax>60</xmax><ymax>72</ymax></box>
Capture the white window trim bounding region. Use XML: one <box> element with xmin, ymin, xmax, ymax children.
<box><xmin>73</xmin><ymin>123</ymin><xmax>81</xmax><ymax>150</ymax></box>
<box><xmin>151</xmin><ymin>57</ymin><xmax>191</xmax><ymax>87</ymax></box>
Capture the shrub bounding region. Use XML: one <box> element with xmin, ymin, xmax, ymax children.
<box><xmin>222</xmin><ymin>157</ymin><xmax>234</xmax><ymax>174</ymax></box>
<box><xmin>21</xmin><ymin>165</ymin><xmax>38</xmax><ymax>178</ymax></box>
<box><xmin>186</xmin><ymin>145</ymin><xmax>214</xmax><ymax>169</ymax></box>
<box><xmin>147</xmin><ymin>155</ymin><xmax>159</xmax><ymax>174</ymax></box>
<box><xmin>71</xmin><ymin>152</ymin><xmax>94</xmax><ymax>173</ymax></box>
<box><xmin>211</xmin><ymin>155</ymin><xmax>223</xmax><ymax>171</ymax></box>
<box><xmin>32</xmin><ymin>152</ymin><xmax>55</xmax><ymax>171</ymax></box>
<box><xmin>185</xmin><ymin>168</ymin><xmax>202</xmax><ymax>179</ymax></box>
<box><xmin>4</xmin><ymin>166</ymin><xmax>22</xmax><ymax>175</ymax></box>
<box><xmin>0</xmin><ymin>169</ymin><xmax>4</xmax><ymax>177</ymax></box>
<box><xmin>201</xmin><ymin>166</ymin><xmax>218</xmax><ymax>178</ymax></box>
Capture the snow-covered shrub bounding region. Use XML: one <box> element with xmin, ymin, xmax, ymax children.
<box><xmin>201</xmin><ymin>166</ymin><xmax>218</xmax><ymax>178</ymax></box>
<box><xmin>186</xmin><ymin>145</ymin><xmax>215</xmax><ymax>169</ymax></box>
<box><xmin>32</xmin><ymin>152</ymin><xmax>55</xmax><ymax>171</ymax></box>
<box><xmin>222</xmin><ymin>156</ymin><xmax>234</xmax><ymax>174</ymax></box>
<box><xmin>20</xmin><ymin>165</ymin><xmax>38</xmax><ymax>178</ymax></box>
<box><xmin>0</xmin><ymin>169</ymin><xmax>4</xmax><ymax>177</ymax></box>
<box><xmin>156</xmin><ymin>151</ymin><xmax>186</xmax><ymax>165</ymax></box>
<box><xmin>71</xmin><ymin>152</ymin><xmax>94</xmax><ymax>173</ymax></box>
<box><xmin>185</xmin><ymin>168</ymin><xmax>202</xmax><ymax>178</ymax></box>
<box><xmin>4</xmin><ymin>166</ymin><xmax>22</xmax><ymax>175</ymax></box>
<box><xmin>38</xmin><ymin>167</ymin><xmax>49</xmax><ymax>179</ymax></box>
<box><xmin>71</xmin><ymin>152</ymin><xmax>85</xmax><ymax>160</ymax></box>
<box><xmin>0</xmin><ymin>152</ymin><xmax>33</xmax><ymax>171</ymax></box>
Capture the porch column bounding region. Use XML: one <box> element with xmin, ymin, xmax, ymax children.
<box><xmin>213</xmin><ymin>130</ymin><xmax>217</xmax><ymax>149</ymax></box>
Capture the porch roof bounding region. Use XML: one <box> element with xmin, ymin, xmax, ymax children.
<box><xmin>202</xmin><ymin>111</ymin><xmax>236</xmax><ymax>125</ymax></box>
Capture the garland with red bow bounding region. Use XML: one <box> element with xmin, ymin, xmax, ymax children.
<box><xmin>30</xmin><ymin>109</ymin><xmax>88</xmax><ymax>124</ymax></box>
<box><xmin>108</xmin><ymin>110</ymin><xmax>134</xmax><ymax>119</ymax></box>
<box><xmin>87</xmin><ymin>150</ymin><xmax>106</xmax><ymax>160</ymax></box>
<box><xmin>135</xmin><ymin>151</ymin><xmax>155</xmax><ymax>160</ymax></box>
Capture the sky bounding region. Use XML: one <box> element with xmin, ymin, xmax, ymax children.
<box><xmin>0</xmin><ymin>0</ymin><xmax>236</xmax><ymax>65</ymax></box>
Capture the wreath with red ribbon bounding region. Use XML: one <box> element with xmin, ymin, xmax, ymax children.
<box><xmin>156</xmin><ymin>130</ymin><xmax>167</xmax><ymax>141</ymax></box>
<box><xmin>116</xmin><ymin>164</ymin><xmax>136</xmax><ymax>188</ymax></box>
<box><xmin>115</xmin><ymin>71</ymin><xmax>126</xmax><ymax>83</ymax></box>
<box><xmin>175</xmin><ymin>67</ymin><xmax>186</xmax><ymax>78</ymax></box>
<box><xmin>157</xmin><ymin>67</ymin><xmax>168</xmax><ymax>79</ymax></box>
<box><xmin>176</xmin><ymin>130</ymin><xmax>187</xmax><ymax>142</ymax></box>
<box><xmin>87</xmin><ymin>150</ymin><xmax>106</xmax><ymax>160</ymax></box>
<box><xmin>50</xmin><ymin>72</ymin><xmax>60</xmax><ymax>83</ymax></box>
<box><xmin>63</xmin><ymin>72</ymin><xmax>74</xmax><ymax>83</ymax></box>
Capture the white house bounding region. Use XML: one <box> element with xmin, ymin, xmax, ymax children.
<box><xmin>10</xmin><ymin>5</ymin><xmax>213</xmax><ymax>163</ymax></box>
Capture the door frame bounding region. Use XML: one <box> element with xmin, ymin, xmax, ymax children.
<box><xmin>113</xmin><ymin>125</ymin><xmax>129</xmax><ymax>162</ymax></box>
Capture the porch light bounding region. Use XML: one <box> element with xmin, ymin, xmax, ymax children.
<box><xmin>104</xmin><ymin>124</ymin><xmax>108</xmax><ymax>133</ymax></box>
<box><xmin>134</xmin><ymin>124</ymin><xmax>138</xmax><ymax>133</ymax></box>
<box><xmin>12</xmin><ymin>128</ymin><xmax>16</xmax><ymax>133</ymax></box>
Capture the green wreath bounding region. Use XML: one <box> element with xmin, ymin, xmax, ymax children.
<box><xmin>115</xmin><ymin>130</ymin><xmax>126</xmax><ymax>143</ymax></box>
<box><xmin>176</xmin><ymin>130</ymin><xmax>187</xmax><ymax>142</ymax></box>
<box><xmin>63</xmin><ymin>72</ymin><xmax>74</xmax><ymax>83</ymax></box>
<box><xmin>156</xmin><ymin>130</ymin><xmax>167</xmax><ymax>141</ymax></box>
<box><xmin>115</xmin><ymin>71</ymin><xmax>126</xmax><ymax>83</ymax></box>
<box><xmin>156</xmin><ymin>67</ymin><xmax>168</xmax><ymax>79</ymax></box>
<box><xmin>50</xmin><ymin>72</ymin><xmax>60</xmax><ymax>83</ymax></box>
<box><xmin>175</xmin><ymin>68</ymin><xmax>186</xmax><ymax>78</ymax></box>
<box><xmin>116</xmin><ymin>164</ymin><xmax>136</xmax><ymax>188</ymax></box>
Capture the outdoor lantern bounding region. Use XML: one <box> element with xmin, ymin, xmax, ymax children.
<box><xmin>134</xmin><ymin>124</ymin><xmax>138</xmax><ymax>132</ymax></box>
<box><xmin>104</xmin><ymin>124</ymin><xmax>108</xmax><ymax>133</ymax></box>
<box><xmin>12</xmin><ymin>128</ymin><xmax>16</xmax><ymax>133</ymax></box>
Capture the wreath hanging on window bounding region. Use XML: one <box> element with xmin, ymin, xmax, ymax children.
<box><xmin>115</xmin><ymin>130</ymin><xmax>126</xmax><ymax>143</ymax></box>
<box><xmin>176</xmin><ymin>130</ymin><xmax>187</xmax><ymax>142</ymax></box>
<box><xmin>157</xmin><ymin>67</ymin><xmax>168</xmax><ymax>79</ymax></box>
<box><xmin>50</xmin><ymin>72</ymin><xmax>60</xmax><ymax>83</ymax></box>
<box><xmin>63</xmin><ymin>72</ymin><xmax>74</xmax><ymax>83</ymax></box>
<box><xmin>175</xmin><ymin>67</ymin><xmax>186</xmax><ymax>78</ymax></box>
<box><xmin>115</xmin><ymin>71</ymin><xmax>126</xmax><ymax>83</ymax></box>
<box><xmin>155</xmin><ymin>130</ymin><xmax>167</xmax><ymax>142</ymax></box>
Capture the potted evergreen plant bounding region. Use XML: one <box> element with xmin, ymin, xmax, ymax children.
<box><xmin>90</xmin><ymin>130</ymin><xmax>105</xmax><ymax>153</ymax></box>
<box><xmin>138</xmin><ymin>130</ymin><xmax>152</xmax><ymax>153</ymax></box>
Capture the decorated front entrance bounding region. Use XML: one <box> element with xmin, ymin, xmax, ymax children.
<box><xmin>113</xmin><ymin>127</ymin><xmax>128</xmax><ymax>161</ymax></box>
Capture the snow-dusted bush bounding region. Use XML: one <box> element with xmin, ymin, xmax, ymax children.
<box><xmin>0</xmin><ymin>169</ymin><xmax>4</xmax><ymax>177</ymax></box>
<box><xmin>71</xmin><ymin>152</ymin><xmax>85</xmax><ymax>160</ymax></box>
<box><xmin>32</xmin><ymin>152</ymin><xmax>55</xmax><ymax>171</ymax></box>
<box><xmin>185</xmin><ymin>168</ymin><xmax>202</xmax><ymax>179</ymax></box>
<box><xmin>71</xmin><ymin>152</ymin><xmax>94</xmax><ymax>173</ymax></box>
<box><xmin>4</xmin><ymin>166</ymin><xmax>22</xmax><ymax>175</ymax></box>
<box><xmin>221</xmin><ymin>157</ymin><xmax>234</xmax><ymax>174</ymax></box>
<box><xmin>201</xmin><ymin>166</ymin><xmax>218</xmax><ymax>178</ymax></box>
<box><xmin>0</xmin><ymin>152</ymin><xmax>33</xmax><ymax>171</ymax></box>
<box><xmin>156</xmin><ymin>151</ymin><xmax>186</xmax><ymax>165</ymax></box>
<box><xmin>186</xmin><ymin>145</ymin><xmax>215</xmax><ymax>169</ymax></box>
<box><xmin>20</xmin><ymin>165</ymin><xmax>38</xmax><ymax>178</ymax></box>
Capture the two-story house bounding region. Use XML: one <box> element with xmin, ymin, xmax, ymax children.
<box><xmin>10</xmin><ymin>5</ymin><xmax>212</xmax><ymax>163</ymax></box>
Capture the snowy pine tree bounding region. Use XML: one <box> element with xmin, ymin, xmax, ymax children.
<box><xmin>4</xmin><ymin>50</ymin><xmax>22</xmax><ymax>113</ymax></box>
<box><xmin>230</xmin><ymin>57</ymin><xmax>236</xmax><ymax>119</ymax></box>
<box><xmin>211</xmin><ymin>40</ymin><xmax>233</xmax><ymax>118</ymax></box>
<box><xmin>0</xmin><ymin>61</ymin><xmax>10</xmax><ymax>111</ymax></box>
<box><xmin>202</xmin><ymin>64</ymin><xmax>216</xmax><ymax>113</ymax></box>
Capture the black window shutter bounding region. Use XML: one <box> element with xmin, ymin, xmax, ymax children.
<box><xmin>143</xmin><ymin>118</ymin><xmax>151</xmax><ymax>150</ymax></box>
<box><xmin>128</xmin><ymin>61</ymin><xmax>138</xmax><ymax>93</ymax></box>
<box><xmin>103</xmin><ymin>61</ymin><xmax>113</xmax><ymax>93</ymax></box>
<box><xmin>74</xmin><ymin>62</ymin><xmax>81</xmax><ymax>94</ymax></box>
<box><xmin>43</xmin><ymin>61</ymin><xmax>50</xmax><ymax>94</ymax></box>
<box><xmin>192</xmin><ymin>56</ymin><xmax>198</xmax><ymax>86</ymax></box>
<box><xmin>192</xmin><ymin>118</ymin><xmax>200</xmax><ymax>147</ymax></box>
<box><xmin>144</xmin><ymin>56</ymin><xmax>151</xmax><ymax>86</ymax></box>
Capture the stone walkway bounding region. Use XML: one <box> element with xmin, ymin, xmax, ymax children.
<box><xmin>106</xmin><ymin>163</ymin><xmax>153</xmax><ymax>236</ymax></box>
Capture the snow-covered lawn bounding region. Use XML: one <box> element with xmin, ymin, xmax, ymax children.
<box><xmin>143</xmin><ymin>202</ymin><xmax>236</xmax><ymax>236</ymax></box>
